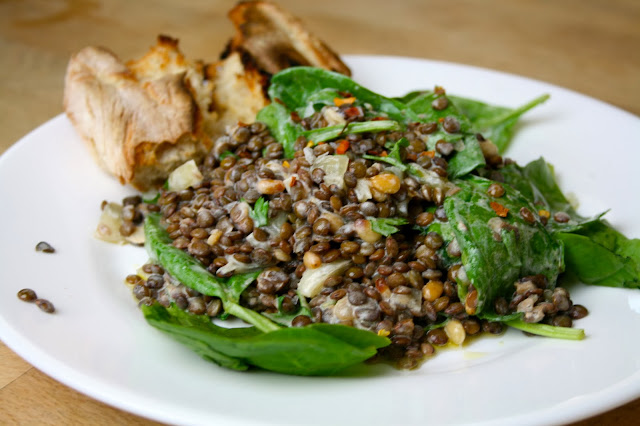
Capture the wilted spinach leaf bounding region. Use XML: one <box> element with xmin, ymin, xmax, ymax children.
<box><xmin>450</xmin><ymin>94</ymin><xmax>549</xmax><ymax>154</ymax></box>
<box><xmin>558</xmin><ymin>221</ymin><xmax>640</xmax><ymax>289</ymax></box>
<box><xmin>433</xmin><ymin>176</ymin><xmax>564</xmax><ymax>315</ymax></box>
<box><xmin>142</xmin><ymin>304</ymin><xmax>389</xmax><ymax>376</ymax></box>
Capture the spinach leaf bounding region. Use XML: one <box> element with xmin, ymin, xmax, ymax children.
<box><xmin>363</xmin><ymin>137</ymin><xmax>409</xmax><ymax>171</ymax></box>
<box><xmin>256</xmin><ymin>102</ymin><xmax>303</xmax><ymax>158</ymax></box>
<box><xmin>249</xmin><ymin>197</ymin><xmax>269</xmax><ymax>227</ymax></box>
<box><xmin>369</xmin><ymin>217</ymin><xmax>409</xmax><ymax>236</ymax></box>
<box><xmin>144</xmin><ymin>213</ymin><xmax>280</xmax><ymax>332</ymax></box>
<box><xmin>404</xmin><ymin>92</ymin><xmax>486</xmax><ymax>178</ymax></box>
<box><xmin>226</xmin><ymin>270</ymin><xmax>263</xmax><ymax>304</ymax></box>
<box><xmin>505</xmin><ymin>318</ymin><xmax>584</xmax><ymax>340</ymax></box>
<box><xmin>450</xmin><ymin>94</ymin><xmax>549</xmax><ymax>154</ymax></box>
<box><xmin>558</xmin><ymin>221</ymin><xmax>640</xmax><ymax>288</ymax></box>
<box><xmin>304</xmin><ymin>120</ymin><xmax>400</xmax><ymax>144</ymax></box>
<box><xmin>268</xmin><ymin>67</ymin><xmax>416</xmax><ymax>124</ymax></box>
<box><xmin>498</xmin><ymin>158</ymin><xmax>602</xmax><ymax>233</ymax></box>
<box><xmin>434</xmin><ymin>176</ymin><xmax>564</xmax><ymax>315</ymax></box>
<box><xmin>142</xmin><ymin>304</ymin><xmax>389</xmax><ymax>376</ymax></box>
<box><xmin>263</xmin><ymin>291</ymin><xmax>312</xmax><ymax>327</ymax></box>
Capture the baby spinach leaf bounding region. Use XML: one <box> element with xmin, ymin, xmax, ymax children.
<box><xmin>256</xmin><ymin>102</ymin><xmax>303</xmax><ymax>158</ymax></box>
<box><xmin>249</xmin><ymin>197</ymin><xmax>269</xmax><ymax>227</ymax></box>
<box><xmin>434</xmin><ymin>176</ymin><xmax>564</xmax><ymax>315</ymax></box>
<box><xmin>144</xmin><ymin>214</ymin><xmax>280</xmax><ymax>332</ymax></box>
<box><xmin>451</xmin><ymin>94</ymin><xmax>549</xmax><ymax>154</ymax></box>
<box><xmin>143</xmin><ymin>303</ymin><xmax>253</xmax><ymax>371</ymax></box>
<box><xmin>142</xmin><ymin>303</ymin><xmax>389</xmax><ymax>376</ymax></box>
<box><xmin>404</xmin><ymin>92</ymin><xmax>486</xmax><ymax>178</ymax></box>
<box><xmin>303</xmin><ymin>120</ymin><xmax>400</xmax><ymax>144</ymax></box>
<box><xmin>558</xmin><ymin>221</ymin><xmax>640</xmax><ymax>288</ymax></box>
<box><xmin>363</xmin><ymin>137</ymin><xmax>409</xmax><ymax>171</ymax></box>
<box><xmin>268</xmin><ymin>67</ymin><xmax>416</xmax><ymax>124</ymax></box>
<box><xmin>263</xmin><ymin>291</ymin><xmax>312</xmax><ymax>327</ymax></box>
<box><xmin>369</xmin><ymin>217</ymin><xmax>409</xmax><ymax>236</ymax></box>
<box><xmin>446</xmin><ymin>135</ymin><xmax>487</xmax><ymax>178</ymax></box>
<box><xmin>498</xmin><ymin>158</ymin><xmax>602</xmax><ymax>233</ymax></box>
<box><xmin>226</xmin><ymin>270</ymin><xmax>263</xmax><ymax>304</ymax></box>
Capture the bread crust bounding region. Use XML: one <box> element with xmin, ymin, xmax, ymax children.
<box><xmin>63</xmin><ymin>2</ymin><xmax>350</xmax><ymax>190</ymax></box>
<box><xmin>63</xmin><ymin>37</ymin><xmax>211</xmax><ymax>190</ymax></box>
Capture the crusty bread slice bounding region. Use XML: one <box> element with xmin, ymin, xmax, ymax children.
<box><xmin>226</xmin><ymin>1</ymin><xmax>351</xmax><ymax>76</ymax></box>
<box><xmin>63</xmin><ymin>2</ymin><xmax>350</xmax><ymax>191</ymax></box>
<box><xmin>63</xmin><ymin>36</ymin><xmax>212</xmax><ymax>190</ymax></box>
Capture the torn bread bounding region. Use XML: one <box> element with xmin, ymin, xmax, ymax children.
<box><xmin>63</xmin><ymin>1</ymin><xmax>350</xmax><ymax>191</ymax></box>
<box><xmin>226</xmin><ymin>1</ymin><xmax>351</xmax><ymax>76</ymax></box>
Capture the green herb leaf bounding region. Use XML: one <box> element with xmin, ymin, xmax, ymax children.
<box><xmin>256</xmin><ymin>102</ymin><xmax>303</xmax><ymax>159</ymax></box>
<box><xmin>368</xmin><ymin>217</ymin><xmax>409</xmax><ymax>236</ymax></box>
<box><xmin>219</xmin><ymin>150</ymin><xmax>238</xmax><ymax>160</ymax></box>
<box><xmin>142</xmin><ymin>193</ymin><xmax>160</xmax><ymax>204</ymax></box>
<box><xmin>142</xmin><ymin>303</ymin><xmax>390</xmax><ymax>376</ymax></box>
<box><xmin>249</xmin><ymin>197</ymin><xmax>269</xmax><ymax>227</ymax></box>
<box><xmin>263</xmin><ymin>291</ymin><xmax>312</xmax><ymax>327</ymax></box>
<box><xmin>303</xmin><ymin>120</ymin><xmax>400</xmax><ymax>145</ymax></box>
<box><xmin>363</xmin><ymin>137</ymin><xmax>410</xmax><ymax>170</ymax></box>
<box><xmin>362</xmin><ymin>154</ymin><xmax>406</xmax><ymax>171</ymax></box>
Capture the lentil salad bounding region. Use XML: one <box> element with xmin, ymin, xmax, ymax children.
<box><xmin>104</xmin><ymin>67</ymin><xmax>640</xmax><ymax>375</ymax></box>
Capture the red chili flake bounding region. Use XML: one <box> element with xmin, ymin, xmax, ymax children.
<box><xmin>437</xmin><ymin>117</ymin><xmax>445</xmax><ymax>123</ymax></box>
<box><xmin>343</xmin><ymin>106</ymin><xmax>363</xmax><ymax>118</ymax></box>
<box><xmin>490</xmin><ymin>202</ymin><xmax>509</xmax><ymax>217</ymax></box>
<box><xmin>380</xmin><ymin>151</ymin><xmax>388</xmax><ymax>157</ymax></box>
<box><xmin>290</xmin><ymin>111</ymin><xmax>301</xmax><ymax>123</ymax></box>
<box><xmin>290</xmin><ymin>175</ymin><xmax>297</xmax><ymax>186</ymax></box>
<box><xmin>406</xmin><ymin>153</ymin><xmax>418</xmax><ymax>161</ymax></box>
<box><xmin>421</xmin><ymin>151</ymin><xmax>436</xmax><ymax>158</ymax></box>
<box><xmin>371</xmin><ymin>116</ymin><xmax>388</xmax><ymax>121</ymax></box>
<box><xmin>336</xmin><ymin>139</ymin><xmax>350</xmax><ymax>155</ymax></box>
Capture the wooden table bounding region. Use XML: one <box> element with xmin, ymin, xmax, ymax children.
<box><xmin>0</xmin><ymin>0</ymin><xmax>638</xmax><ymax>424</ymax></box>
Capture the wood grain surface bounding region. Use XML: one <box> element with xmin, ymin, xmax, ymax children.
<box><xmin>0</xmin><ymin>0</ymin><xmax>638</xmax><ymax>424</ymax></box>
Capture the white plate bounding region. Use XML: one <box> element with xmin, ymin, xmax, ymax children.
<box><xmin>1</xmin><ymin>55</ymin><xmax>639</xmax><ymax>426</ymax></box>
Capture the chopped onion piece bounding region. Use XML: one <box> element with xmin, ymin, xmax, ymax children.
<box><xmin>322</xmin><ymin>106</ymin><xmax>346</xmax><ymax>126</ymax></box>
<box><xmin>313</xmin><ymin>154</ymin><xmax>349</xmax><ymax>190</ymax></box>
<box><xmin>168</xmin><ymin>159</ymin><xmax>203</xmax><ymax>191</ymax></box>
<box><xmin>354</xmin><ymin>178</ymin><xmax>372</xmax><ymax>202</ymax></box>
<box><xmin>217</xmin><ymin>255</ymin><xmax>260</xmax><ymax>275</ymax></box>
<box><xmin>95</xmin><ymin>202</ymin><xmax>126</xmax><ymax>244</ymax></box>
<box><xmin>298</xmin><ymin>260</ymin><xmax>351</xmax><ymax>298</ymax></box>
